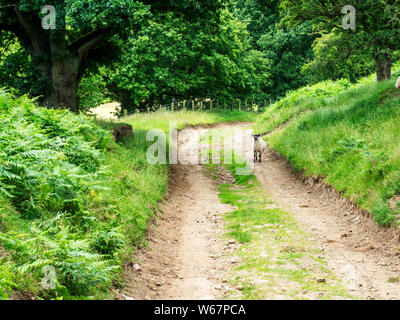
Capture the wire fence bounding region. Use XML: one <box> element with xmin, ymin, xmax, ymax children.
<box><xmin>122</xmin><ymin>98</ymin><xmax>273</xmax><ymax>117</ymax></box>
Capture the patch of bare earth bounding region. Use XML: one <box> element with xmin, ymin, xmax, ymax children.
<box><xmin>89</xmin><ymin>102</ymin><xmax>120</xmax><ymax>120</ymax></box>
<box><xmin>255</xmin><ymin>145</ymin><xmax>400</xmax><ymax>300</ymax></box>
<box><xmin>121</xmin><ymin>127</ymin><xmax>235</xmax><ymax>300</ymax></box>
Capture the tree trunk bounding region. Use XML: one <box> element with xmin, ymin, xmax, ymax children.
<box><xmin>10</xmin><ymin>7</ymin><xmax>114</xmax><ymax>113</ymax></box>
<box><xmin>41</xmin><ymin>33</ymin><xmax>82</xmax><ymax>112</ymax></box>
<box><xmin>119</xmin><ymin>90</ymin><xmax>135</xmax><ymax>114</ymax></box>
<box><xmin>376</xmin><ymin>52</ymin><xmax>392</xmax><ymax>82</ymax></box>
<box><xmin>44</xmin><ymin>56</ymin><xmax>81</xmax><ymax>112</ymax></box>
<box><xmin>147</xmin><ymin>94</ymin><xmax>155</xmax><ymax>111</ymax></box>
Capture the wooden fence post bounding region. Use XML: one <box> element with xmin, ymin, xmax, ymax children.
<box><xmin>238</xmin><ymin>99</ymin><xmax>241</xmax><ymax>111</ymax></box>
<box><xmin>183</xmin><ymin>100</ymin><xmax>186</xmax><ymax>111</ymax></box>
<box><xmin>231</xmin><ymin>98</ymin><xmax>234</xmax><ymax>111</ymax></box>
<box><xmin>123</xmin><ymin>109</ymin><xmax>128</xmax><ymax>117</ymax></box>
<box><xmin>171</xmin><ymin>102</ymin><xmax>174</xmax><ymax>112</ymax></box>
<box><xmin>192</xmin><ymin>100</ymin><xmax>195</xmax><ymax>110</ymax></box>
<box><xmin>210</xmin><ymin>100</ymin><xmax>213</xmax><ymax>112</ymax></box>
<box><xmin>200</xmin><ymin>100</ymin><xmax>203</xmax><ymax>111</ymax></box>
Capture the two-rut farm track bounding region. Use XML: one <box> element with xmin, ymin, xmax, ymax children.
<box><xmin>121</xmin><ymin>124</ymin><xmax>400</xmax><ymax>300</ymax></box>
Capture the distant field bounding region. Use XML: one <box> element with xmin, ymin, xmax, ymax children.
<box><xmin>115</xmin><ymin>110</ymin><xmax>258</xmax><ymax>133</ymax></box>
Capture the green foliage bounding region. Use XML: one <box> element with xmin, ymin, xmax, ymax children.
<box><xmin>77</xmin><ymin>73</ymin><xmax>110</xmax><ymax>111</ymax></box>
<box><xmin>0</xmin><ymin>90</ymin><xmax>108</xmax><ymax>217</ymax></box>
<box><xmin>0</xmin><ymin>32</ymin><xmax>47</xmax><ymax>98</ymax></box>
<box><xmin>302</xmin><ymin>32</ymin><xmax>375</xmax><ymax>83</ymax></box>
<box><xmin>92</xmin><ymin>229</ymin><xmax>126</xmax><ymax>256</ymax></box>
<box><xmin>0</xmin><ymin>227</ymin><xmax>119</xmax><ymax>297</ymax></box>
<box><xmin>0</xmin><ymin>0</ymin><xmax>224</xmax><ymax>110</ymax></box>
<box><xmin>232</xmin><ymin>0</ymin><xmax>316</xmax><ymax>100</ymax></box>
<box><xmin>0</xmin><ymin>89</ymin><xmax>123</xmax><ymax>297</ymax></box>
<box><xmin>0</xmin><ymin>244</ymin><xmax>20</xmax><ymax>299</ymax></box>
<box><xmin>258</xmin><ymin>21</ymin><xmax>315</xmax><ymax>98</ymax></box>
<box><xmin>104</xmin><ymin>10</ymin><xmax>271</xmax><ymax>111</ymax></box>
<box><xmin>230</xmin><ymin>0</ymin><xmax>279</xmax><ymax>49</ymax></box>
<box><xmin>0</xmin><ymin>90</ymin><xmax>169</xmax><ymax>298</ymax></box>
<box><xmin>255</xmin><ymin>62</ymin><xmax>400</xmax><ymax>134</ymax></box>
<box><xmin>280</xmin><ymin>0</ymin><xmax>400</xmax><ymax>80</ymax></box>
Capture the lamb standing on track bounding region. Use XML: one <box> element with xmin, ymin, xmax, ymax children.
<box><xmin>253</xmin><ymin>134</ymin><xmax>266</xmax><ymax>163</ymax></box>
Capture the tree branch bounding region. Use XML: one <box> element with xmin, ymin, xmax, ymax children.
<box><xmin>69</xmin><ymin>28</ymin><xmax>116</xmax><ymax>58</ymax></box>
<box><xmin>13</xmin><ymin>6</ymin><xmax>48</xmax><ymax>55</ymax></box>
<box><xmin>0</xmin><ymin>4</ymin><xmax>16</xmax><ymax>9</ymax></box>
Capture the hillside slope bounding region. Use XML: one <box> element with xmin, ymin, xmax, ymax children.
<box><xmin>256</xmin><ymin>76</ymin><xmax>400</xmax><ymax>226</ymax></box>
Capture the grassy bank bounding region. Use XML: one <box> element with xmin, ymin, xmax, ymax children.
<box><xmin>253</xmin><ymin>64</ymin><xmax>400</xmax><ymax>135</ymax></box>
<box><xmin>256</xmin><ymin>76</ymin><xmax>400</xmax><ymax>226</ymax></box>
<box><xmin>0</xmin><ymin>93</ymin><xmax>256</xmax><ymax>299</ymax></box>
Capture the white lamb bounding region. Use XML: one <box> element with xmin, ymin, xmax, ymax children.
<box><xmin>396</xmin><ymin>77</ymin><xmax>400</xmax><ymax>89</ymax></box>
<box><xmin>253</xmin><ymin>134</ymin><xmax>266</xmax><ymax>163</ymax></box>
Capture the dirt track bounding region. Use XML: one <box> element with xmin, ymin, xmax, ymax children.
<box><xmin>121</xmin><ymin>126</ymin><xmax>235</xmax><ymax>300</ymax></box>
<box><xmin>122</xmin><ymin>124</ymin><xmax>400</xmax><ymax>300</ymax></box>
<box><xmin>255</xmin><ymin>146</ymin><xmax>400</xmax><ymax>299</ymax></box>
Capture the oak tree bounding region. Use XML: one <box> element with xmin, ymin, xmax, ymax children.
<box><xmin>0</xmin><ymin>0</ymin><xmax>224</xmax><ymax>111</ymax></box>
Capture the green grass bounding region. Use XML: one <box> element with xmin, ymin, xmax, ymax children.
<box><xmin>204</xmin><ymin>134</ymin><xmax>352</xmax><ymax>300</ymax></box>
<box><xmin>253</xmin><ymin>79</ymin><xmax>353</xmax><ymax>134</ymax></box>
<box><xmin>256</xmin><ymin>74</ymin><xmax>400</xmax><ymax>226</ymax></box>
